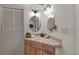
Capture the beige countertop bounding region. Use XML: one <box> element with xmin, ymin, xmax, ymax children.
<box><xmin>25</xmin><ymin>36</ymin><xmax>62</xmax><ymax>47</ymax></box>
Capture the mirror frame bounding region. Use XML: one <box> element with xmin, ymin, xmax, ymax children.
<box><xmin>47</xmin><ymin>17</ymin><xmax>56</xmax><ymax>32</ymax></box>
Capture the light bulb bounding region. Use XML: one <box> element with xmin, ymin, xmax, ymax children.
<box><xmin>30</xmin><ymin>11</ymin><xmax>40</xmax><ymax>17</ymax></box>
<box><xmin>44</xmin><ymin>5</ymin><xmax>54</xmax><ymax>16</ymax></box>
<box><xmin>48</xmin><ymin>14</ymin><xmax>54</xmax><ymax>18</ymax></box>
<box><xmin>30</xmin><ymin>11</ymin><xmax>34</xmax><ymax>17</ymax></box>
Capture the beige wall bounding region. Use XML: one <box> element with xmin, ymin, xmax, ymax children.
<box><xmin>76</xmin><ymin>5</ymin><xmax>79</xmax><ymax>55</ymax></box>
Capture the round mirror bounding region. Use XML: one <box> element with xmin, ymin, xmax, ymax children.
<box><xmin>47</xmin><ymin>17</ymin><xmax>56</xmax><ymax>32</ymax></box>
<box><xmin>29</xmin><ymin>16</ymin><xmax>41</xmax><ymax>32</ymax></box>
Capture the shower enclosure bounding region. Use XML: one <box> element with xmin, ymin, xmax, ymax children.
<box><xmin>0</xmin><ymin>6</ymin><xmax>24</xmax><ymax>55</ymax></box>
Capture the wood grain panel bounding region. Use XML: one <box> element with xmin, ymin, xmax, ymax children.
<box><xmin>43</xmin><ymin>44</ymin><xmax>55</xmax><ymax>54</ymax></box>
<box><xmin>42</xmin><ymin>50</ymin><xmax>48</xmax><ymax>55</ymax></box>
<box><xmin>24</xmin><ymin>40</ymin><xmax>31</xmax><ymax>45</ymax></box>
<box><xmin>25</xmin><ymin>45</ymin><xmax>30</xmax><ymax>55</ymax></box>
<box><xmin>24</xmin><ymin>39</ymin><xmax>56</xmax><ymax>55</ymax></box>
<box><xmin>35</xmin><ymin>48</ymin><xmax>42</xmax><ymax>55</ymax></box>
<box><xmin>31</xmin><ymin>41</ymin><xmax>42</xmax><ymax>49</ymax></box>
<box><xmin>30</xmin><ymin>46</ymin><xmax>36</xmax><ymax>55</ymax></box>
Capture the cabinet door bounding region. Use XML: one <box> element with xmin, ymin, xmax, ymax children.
<box><xmin>30</xmin><ymin>46</ymin><xmax>36</xmax><ymax>55</ymax></box>
<box><xmin>35</xmin><ymin>48</ymin><xmax>42</xmax><ymax>55</ymax></box>
<box><xmin>25</xmin><ymin>45</ymin><xmax>30</xmax><ymax>55</ymax></box>
<box><xmin>42</xmin><ymin>50</ymin><xmax>55</xmax><ymax>55</ymax></box>
<box><xmin>43</xmin><ymin>44</ymin><xmax>55</xmax><ymax>55</ymax></box>
<box><xmin>42</xmin><ymin>50</ymin><xmax>48</xmax><ymax>55</ymax></box>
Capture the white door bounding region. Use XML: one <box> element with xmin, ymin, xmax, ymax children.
<box><xmin>1</xmin><ymin>7</ymin><xmax>24</xmax><ymax>55</ymax></box>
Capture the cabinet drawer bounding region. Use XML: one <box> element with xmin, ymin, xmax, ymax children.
<box><xmin>30</xmin><ymin>46</ymin><xmax>36</xmax><ymax>55</ymax></box>
<box><xmin>35</xmin><ymin>48</ymin><xmax>42</xmax><ymax>55</ymax></box>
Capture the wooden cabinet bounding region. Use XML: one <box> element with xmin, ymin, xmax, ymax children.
<box><xmin>25</xmin><ymin>45</ymin><xmax>30</xmax><ymax>55</ymax></box>
<box><xmin>35</xmin><ymin>48</ymin><xmax>42</xmax><ymax>55</ymax></box>
<box><xmin>43</xmin><ymin>44</ymin><xmax>55</xmax><ymax>55</ymax></box>
<box><xmin>24</xmin><ymin>40</ymin><xmax>55</xmax><ymax>55</ymax></box>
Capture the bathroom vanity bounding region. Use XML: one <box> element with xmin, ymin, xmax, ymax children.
<box><xmin>24</xmin><ymin>36</ymin><xmax>62</xmax><ymax>55</ymax></box>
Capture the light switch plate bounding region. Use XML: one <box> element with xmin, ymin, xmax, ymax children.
<box><xmin>61</xmin><ymin>27</ymin><xmax>68</xmax><ymax>34</ymax></box>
